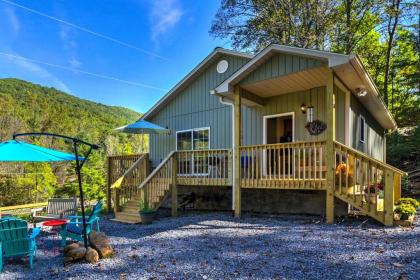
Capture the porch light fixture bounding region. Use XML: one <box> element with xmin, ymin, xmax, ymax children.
<box><xmin>301</xmin><ymin>103</ymin><xmax>307</xmax><ymax>114</ymax></box>
<box><xmin>356</xmin><ymin>88</ymin><xmax>368</xmax><ymax>97</ymax></box>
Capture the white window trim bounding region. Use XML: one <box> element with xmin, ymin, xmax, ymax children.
<box><xmin>175</xmin><ymin>127</ymin><xmax>210</xmax><ymax>176</ymax></box>
<box><xmin>175</xmin><ymin>127</ymin><xmax>211</xmax><ymax>151</ymax></box>
<box><xmin>359</xmin><ymin>115</ymin><xmax>366</xmax><ymax>143</ymax></box>
<box><xmin>262</xmin><ymin>112</ymin><xmax>295</xmax><ymax>145</ymax></box>
<box><xmin>262</xmin><ymin>112</ymin><xmax>295</xmax><ymax>176</ymax></box>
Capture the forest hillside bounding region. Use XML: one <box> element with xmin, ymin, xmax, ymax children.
<box><xmin>0</xmin><ymin>78</ymin><xmax>147</xmax><ymax>206</ymax></box>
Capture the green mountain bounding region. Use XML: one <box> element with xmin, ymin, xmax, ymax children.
<box><xmin>0</xmin><ymin>78</ymin><xmax>147</xmax><ymax>206</ymax></box>
<box><xmin>0</xmin><ymin>78</ymin><xmax>140</xmax><ymax>142</ymax></box>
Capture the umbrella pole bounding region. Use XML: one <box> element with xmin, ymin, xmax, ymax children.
<box><xmin>74</xmin><ymin>141</ymin><xmax>88</xmax><ymax>249</ymax></box>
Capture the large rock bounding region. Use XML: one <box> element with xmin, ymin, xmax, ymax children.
<box><xmin>67</xmin><ymin>247</ymin><xmax>86</xmax><ymax>260</ymax></box>
<box><xmin>89</xmin><ymin>231</ymin><xmax>113</xmax><ymax>258</ymax></box>
<box><xmin>85</xmin><ymin>247</ymin><xmax>100</xmax><ymax>263</ymax></box>
<box><xmin>64</xmin><ymin>242</ymin><xmax>80</xmax><ymax>254</ymax></box>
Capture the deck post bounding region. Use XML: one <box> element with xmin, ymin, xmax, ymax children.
<box><xmin>107</xmin><ymin>157</ymin><xmax>112</xmax><ymax>213</ymax></box>
<box><xmin>325</xmin><ymin>70</ymin><xmax>335</xmax><ymax>224</ymax></box>
<box><xmin>384</xmin><ymin>169</ymin><xmax>395</xmax><ymax>226</ymax></box>
<box><xmin>233</xmin><ymin>85</ymin><xmax>242</xmax><ymax>218</ymax></box>
<box><xmin>171</xmin><ymin>154</ymin><xmax>178</xmax><ymax>217</ymax></box>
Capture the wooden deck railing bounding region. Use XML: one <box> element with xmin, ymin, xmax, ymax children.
<box><xmin>333</xmin><ymin>141</ymin><xmax>406</xmax><ymax>225</ymax></box>
<box><xmin>176</xmin><ymin>149</ymin><xmax>232</xmax><ymax>186</ymax></box>
<box><xmin>138</xmin><ymin>151</ymin><xmax>176</xmax><ymax>210</ymax></box>
<box><xmin>239</xmin><ymin>141</ymin><xmax>326</xmax><ymax>189</ymax></box>
<box><xmin>109</xmin><ymin>154</ymin><xmax>149</xmax><ymax>212</ymax></box>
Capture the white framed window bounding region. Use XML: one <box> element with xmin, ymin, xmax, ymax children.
<box><xmin>176</xmin><ymin>127</ymin><xmax>210</xmax><ymax>175</ymax></box>
<box><xmin>176</xmin><ymin>127</ymin><xmax>210</xmax><ymax>151</ymax></box>
<box><xmin>359</xmin><ymin>116</ymin><xmax>366</xmax><ymax>143</ymax></box>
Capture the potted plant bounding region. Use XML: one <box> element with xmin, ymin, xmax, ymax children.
<box><xmin>396</xmin><ymin>198</ymin><xmax>420</xmax><ymax>209</ymax></box>
<box><xmin>364</xmin><ymin>183</ymin><xmax>383</xmax><ymax>204</ymax></box>
<box><xmin>394</xmin><ymin>203</ymin><xmax>417</xmax><ymax>221</ymax></box>
<box><xmin>138</xmin><ymin>200</ymin><xmax>156</xmax><ymax>224</ymax></box>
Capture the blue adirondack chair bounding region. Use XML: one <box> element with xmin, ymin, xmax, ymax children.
<box><xmin>0</xmin><ymin>218</ymin><xmax>40</xmax><ymax>272</ymax></box>
<box><xmin>62</xmin><ymin>200</ymin><xmax>102</xmax><ymax>243</ymax></box>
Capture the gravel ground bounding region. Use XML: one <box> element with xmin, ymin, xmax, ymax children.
<box><xmin>1</xmin><ymin>212</ymin><xmax>419</xmax><ymax>280</ymax></box>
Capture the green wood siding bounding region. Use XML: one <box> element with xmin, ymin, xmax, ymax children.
<box><xmin>350</xmin><ymin>94</ymin><xmax>384</xmax><ymax>161</ymax></box>
<box><xmin>148</xmin><ymin>54</ymin><xmax>250</xmax><ymax>167</ymax></box>
<box><xmin>241</xmin><ymin>87</ymin><xmax>327</xmax><ymax>145</ymax></box>
<box><xmin>240</xmin><ymin>53</ymin><xmax>325</xmax><ymax>85</ymax></box>
<box><xmin>335</xmin><ymin>85</ymin><xmax>346</xmax><ymax>143</ymax></box>
<box><xmin>148</xmin><ymin>49</ymin><xmax>385</xmax><ymax>167</ymax></box>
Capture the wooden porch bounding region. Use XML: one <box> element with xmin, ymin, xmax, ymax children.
<box><xmin>107</xmin><ymin>138</ymin><xmax>404</xmax><ymax>225</ymax></box>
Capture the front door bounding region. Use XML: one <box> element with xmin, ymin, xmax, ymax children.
<box><xmin>263</xmin><ymin>113</ymin><xmax>294</xmax><ymax>177</ymax></box>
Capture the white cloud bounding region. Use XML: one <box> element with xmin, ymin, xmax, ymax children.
<box><xmin>0</xmin><ymin>6</ymin><xmax>20</xmax><ymax>38</ymax></box>
<box><xmin>68</xmin><ymin>57</ymin><xmax>81</xmax><ymax>68</ymax></box>
<box><xmin>5</xmin><ymin>7</ymin><xmax>19</xmax><ymax>36</ymax></box>
<box><xmin>59</xmin><ymin>24</ymin><xmax>78</xmax><ymax>50</ymax></box>
<box><xmin>149</xmin><ymin>0</ymin><xmax>183</xmax><ymax>42</ymax></box>
<box><xmin>3</xmin><ymin>52</ymin><xmax>72</xmax><ymax>93</ymax></box>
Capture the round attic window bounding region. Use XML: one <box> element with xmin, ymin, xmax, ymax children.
<box><xmin>216</xmin><ymin>60</ymin><xmax>229</xmax><ymax>74</ymax></box>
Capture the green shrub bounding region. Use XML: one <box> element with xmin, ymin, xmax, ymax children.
<box><xmin>138</xmin><ymin>200</ymin><xmax>155</xmax><ymax>214</ymax></box>
<box><xmin>396</xmin><ymin>197</ymin><xmax>420</xmax><ymax>208</ymax></box>
<box><xmin>395</xmin><ymin>203</ymin><xmax>417</xmax><ymax>219</ymax></box>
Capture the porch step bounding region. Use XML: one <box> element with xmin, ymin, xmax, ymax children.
<box><xmin>114</xmin><ymin>212</ymin><xmax>141</xmax><ymax>223</ymax></box>
<box><xmin>110</xmin><ymin>218</ymin><xmax>139</xmax><ymax>224</ymax></box>
<box><xmin>122</xmin><ymin>205</ymin><xmax>140</xmax><ymax>213</ymax></box>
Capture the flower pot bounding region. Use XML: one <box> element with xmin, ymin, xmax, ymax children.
<box><xmin>139</xmin><ymin>211</ymin><xmax>156</xmax><ymax>224</ymax></box>
<box><xmin>399</xmin><ymin>213</ymin><xmax>413</xmax><ymax>221</ymax></box>
<box><xmin>365</xmin><ymin>193</ymin><xmax>377</xmax><ymax>204</ymax></box>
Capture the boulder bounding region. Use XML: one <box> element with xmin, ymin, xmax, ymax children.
<box><xmin>85</xmin><ymin>247</ymin><xmax>100</xmax><ymax>263</ymax></box>
<box><xmin>89</xmin><ymin>231</ymin><xmax>113</xmax><ymax>258</ymax></box>
<box><xmin>67</xmin><ymin>247</ymin><xmax>86</xmax><ymax>260</ymax></box>
<box><xmin>64</xmin><ymin>242</ymin><xmax>80</xmax><ymax>254</ymax></box>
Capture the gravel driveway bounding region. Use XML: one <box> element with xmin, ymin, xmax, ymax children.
<box><xmin>1</xmin><ymin>212</ymin><xmax>419</xmax><ymax>280</ymax></box>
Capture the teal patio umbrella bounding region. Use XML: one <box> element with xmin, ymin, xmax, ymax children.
<box><xmin>0</xmin><ymin>140</ymin><xmax>82</xmax><ymax>162</ymax></box>
<box><xmin>0</xmin><ymin>133</ymin><xmax>98</xmax><ymax>249</ymax></box>
<box><xmin>115</xmin><ymin>119</ymin><xmax>170</xmax><ymax>134</ymax></box>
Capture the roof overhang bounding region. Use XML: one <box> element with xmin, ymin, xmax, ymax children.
<box><xmin>141</xmin><ymin>48</ymin><xmax>253</xmax><ymax>121</ymax></box>
<box><xmin>213</xmin><ymin>44</ymin><xmax>397</xmax><ymax>130</ymax></box>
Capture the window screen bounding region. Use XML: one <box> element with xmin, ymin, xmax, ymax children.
<box><xmin>193</xmin><ymin>129</ymin><xmax>209</xmax><ymax>150</ymax></box>
<box><xmin>176</xmin><ymin>131</ymin><xmax>192</xmax><ymax>150</ymax></box>
<box><xmin>176</xmin><ymin>128</ymin><xmax>210</xmax><ymax>151</ymax></box>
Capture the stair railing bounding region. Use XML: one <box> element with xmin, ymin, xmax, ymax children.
<box><xmin>138</xmin><ymin>151</ymin><xmax>176</xmax><ymax>210</ymax></box>
<box><xmin>109</xmin><ymin>154</ymin><xmax>149</xmax><ymax>212</ymax></box>
<box><xmin>333</xmin><ymin>141</ymin><xmax>406</xmax><ymax>225</ymax></box>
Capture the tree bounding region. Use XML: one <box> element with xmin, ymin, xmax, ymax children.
<box><xmin>331</xmin><ymin>0</ymin><xmax>382</xmax><ymax>54</ymax></box>
<box><xmin>210</xmin><ymin>0</ymin><xmax>420</xmax><ymax>172</ymax></box>
<box><xmin>210</xmin><ymin>0</ymin><xmax>338</xmax><ymax>50</ymax></box>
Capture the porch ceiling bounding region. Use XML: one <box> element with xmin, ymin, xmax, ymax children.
<box><xmin>240</xmin><ymin>66</ymin><xmax>329</xmax><ymax>98</ymax></box>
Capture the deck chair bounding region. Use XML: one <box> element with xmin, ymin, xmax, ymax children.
<box><xmin>0</xmin><ymin>218</ymin><xmax>40</xmax><ymax>272</ymax></box>
<box><xmin>31</xmin><ymin>198</ymin><xmax>78</xmax><ymax>223</ymax></box>
<box><xmin>62</xmin><ymin>200</ymin><xmax>102</xmax><ymax>243</ymax></box>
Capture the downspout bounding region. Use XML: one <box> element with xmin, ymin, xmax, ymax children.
<box><xmin>218</xmin><ymin>96</ymin><xmax>236</xmax><ymax>211</ymax></box>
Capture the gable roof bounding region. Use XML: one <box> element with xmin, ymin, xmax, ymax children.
<box><xmin>141</xmin><ymin>48</ymin><xmax>253</xmax><ymax>120</ymax></box>
<box><xmin>213</xmin><ymin>44</ymin><xmax>396</xmax><ymax>130</ymax></box>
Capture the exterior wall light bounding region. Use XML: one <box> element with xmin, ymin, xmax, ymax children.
<box><xmin>301</xmin><ymin>103</ymin><xmax>307</xmax><ymax>114</ymax></box>
<box><xmin>356</xmin><ymin>88</ymin><xmax>368</xmax><ymax>97</ymax></box>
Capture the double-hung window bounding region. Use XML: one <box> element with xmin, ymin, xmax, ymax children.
<box><xmin>176</xmin><ymin>127</ymin><xmax>210</xmax><ymax>175</ymax></box>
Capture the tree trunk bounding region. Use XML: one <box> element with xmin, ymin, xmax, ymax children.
<box><xmin>345</xmin><ymin>0</ymin><xmax>352</xmax><ymax>54</ymax></box>
<box><xmin>383</xmin><ymin>0</ymin><xmax>401</xmax><ymax>107</ymax></box>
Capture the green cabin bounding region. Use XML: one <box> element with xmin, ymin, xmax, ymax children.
<box><xmin>109</xmin><ymin>44</ymin><xmax>405</xmax><ymax>226</ymax></box>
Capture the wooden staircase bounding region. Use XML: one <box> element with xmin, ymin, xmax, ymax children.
<box><xmin>333</xmin><ymin>141</ymin><xmax>405</xmax><ymax>225</ymax></box>
<box><xmin>111</xmin><ymin>152</ymin><xmax>176</xmax><ymax>224</ymax></box>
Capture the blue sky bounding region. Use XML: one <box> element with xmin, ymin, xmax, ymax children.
<box><xmin>0</xmin><ymin>0</ymin><xmax>229</xmax><ymax>113</ymax></box>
